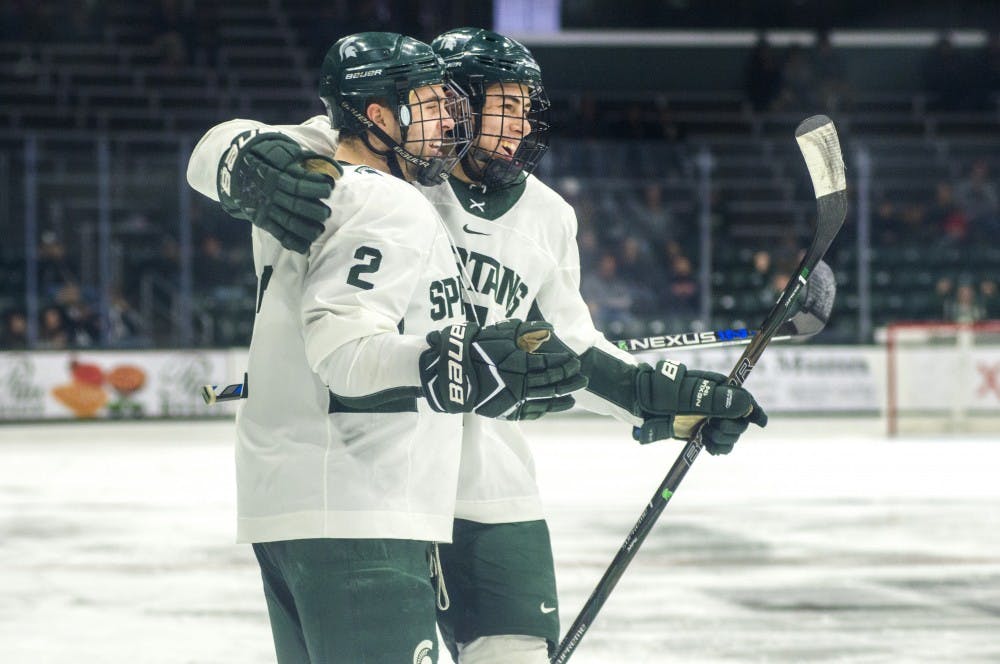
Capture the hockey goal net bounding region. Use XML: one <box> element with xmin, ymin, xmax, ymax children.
<box><xmin>885</xmin><ymin>321</ymin><xmax>1000</xmax><ymax>435</ymax></box>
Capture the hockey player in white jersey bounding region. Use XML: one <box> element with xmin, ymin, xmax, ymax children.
<box><xmin>186</xmin><ymin>32</ymin><xmax>586</xmax><ymax>664</ymax></box>
<box><xmin>189</xmin><ymin>29</ymin><xmax>766</xmax><ymax>664</ymax></box>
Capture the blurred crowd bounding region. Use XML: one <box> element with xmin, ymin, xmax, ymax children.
<box><xmin>744</xmin><ymin>32</ymin><xmax>854</xmax><ymax>114</ymax></box>
<box><xmin>745</xmin><ymin>31</ymin><xmax>1000</xmax><ymax>114</ymax></box>
<box><xmin>875</xmin><ymin>158</ymin><xmax>1000</xmax><ymax>247</ymax></box>
<box><xmin>1</xmin><ymin>0</ymin><xmax>219</xmax><ymax>70</ymax></box>
<box><xmin>1</xmin><ymin>8</ymin><xmax>999</xmax><ymax>349</ymax></box>
<box><xmin>922</xmin><ymin>34</ymin><xmax>1000</xmax><ymax>112</ymax></box>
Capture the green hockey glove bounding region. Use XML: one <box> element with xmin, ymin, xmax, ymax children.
<box><xmin>635</xmin><ymin>410</ymin><xmax>768</xmax><ymax>455</ymax></box>
<box><xmin>419</xmin><ymin>319</ymin><xmax>589</xmax><ymax>420</ymax></box>
<box><xmin>632</xmin><ymin>360</ymin><xmax>767</xmax><ymax>452</ymax></box>
<box><xmin>217</xmin><ymin>132</ymin><xmax>341</xmax><ymax>254</ymax></box>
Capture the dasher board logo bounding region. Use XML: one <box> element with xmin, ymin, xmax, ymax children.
<box><xmin>0</xmin><ymin>356</ymin><xmax>45</xmax><ymax>418</ymax></box>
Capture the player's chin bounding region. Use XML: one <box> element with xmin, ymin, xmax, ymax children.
<box><xmin>421</xmin><ymin>144</ymin><xmax>443</xmax><ymax>158</ymax></box>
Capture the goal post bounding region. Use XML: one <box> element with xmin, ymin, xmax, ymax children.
<box><xmin>885</xmin><ymin>320</ymin><xmax>1000</xmax><ymax>436</ymax></box>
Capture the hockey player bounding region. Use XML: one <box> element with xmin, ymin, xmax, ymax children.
<box><xmin>190</xmin><ymin>29</ymin><xmax>767</xmax><ymax>664</ymax></box>
<box><xmin>186</xmin><ymin>32</ymin><xmax>586</xmax><ymax>664</ymax></box>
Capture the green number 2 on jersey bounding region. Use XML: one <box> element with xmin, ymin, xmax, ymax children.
<box><xmin>346</xmin><ymin>246</ymin><xmax>383</xmax><ymax>290</ymax></box>
<box><xmin>255</xmin><ymin>246</ymin><xmax>383</xmax><ymax>315</ymax></box>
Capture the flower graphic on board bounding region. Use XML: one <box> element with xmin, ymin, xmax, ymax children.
<box><xmin>51</xmin><ymin>360</ymin><xmax>147</xmax><ymax>419</ymax></box>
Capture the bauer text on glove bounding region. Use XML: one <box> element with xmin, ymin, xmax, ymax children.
<box><xmin>632</xmin><ymin>360</ymin><xmax>767</xmax><ymax>447</ymax></box>
<box><xmin>419</xmin><ymin>319</ymin><xmax>588</xmax><ymax>420</ymax></box>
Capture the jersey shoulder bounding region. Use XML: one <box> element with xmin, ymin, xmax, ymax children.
<box><xmin>522</xmin><ymin>174</ymin><xmax>578</xmax><ymax>237</ymax></box>
<box><xmin>326</xmin><ymin>166</ymin><xmax>440</xmax><ymax>240</ymax></box>
<box><xmin>338</xmin><ymin>165</ymin><xmax>429</xmax><ymax>207</ymax></box>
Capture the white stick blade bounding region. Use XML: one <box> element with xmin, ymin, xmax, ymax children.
<box><xmin>795</xmin><ymin>115</ymin><xmax>846</xmax><ymax>199</ymax></box>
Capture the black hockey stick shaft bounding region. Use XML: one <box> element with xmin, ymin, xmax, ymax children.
<box><xmin>551</xmin><ymin>115</ymin><xmax>848</xmax><ymax>664</ymax></box>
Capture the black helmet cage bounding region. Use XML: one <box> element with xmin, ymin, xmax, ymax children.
<box><xmin>464</xmin><ymin>70</ymin><xmax>551</xmax><ymax>189</ymax></box>
<box><xmin>320</xmin><ymin>34</ymin><xmax>474</xmax><ymax>186</ymax></box>
<box><xmin>329</xmin><ymin>77</ymin><xmax>473</xmax><ymax>187</ymax></box>
<box><xmin>433</xmin><ymin>29</ymin><xmax>552</xmax><ymax>189</ymax></box>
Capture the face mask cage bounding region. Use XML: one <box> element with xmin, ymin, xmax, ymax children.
<box><xmin>466</xmin><ymin>80</ymin><xmax>551</xmax><ymax>189</ymax></box>
<box><xmin>400</xmin><ymin>78</ymin><xmax>475</xmax><ymax>186</ymax></box>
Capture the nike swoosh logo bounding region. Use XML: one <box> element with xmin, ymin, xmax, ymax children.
<box><xmin>462</xmin><ymin>223</ymin><xmax>490</xmax><ymax>236</ymax></box>
<box><xmin>540</xmin><ymin>602</ymin><xmax>556</xmax><ymax>614</ymax></box>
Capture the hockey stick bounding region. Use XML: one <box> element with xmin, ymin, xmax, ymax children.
<box><xmin>616</xmin><ymin>259</ymin><xmax>835</xmax><ymax>353</ymax></box>
<box><xmin>200</xmin><ymin>262</ymin><xmax>835</xmax><ymax>405</ymax></box>
<box><xmin>201</xmin><ymin>375</ymin><xmax>246</xmax><ymax>405</ymax></box>
<box><xmin>551</xmin><ymin>114</ymin><xmax>847</xmax><ymax>664</ymax></box>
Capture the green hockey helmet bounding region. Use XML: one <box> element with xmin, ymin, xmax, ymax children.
<box><xmin>319</xmin><ymin>32</ymin><xmax>473</xmax><ymax>186</ymax></box>
<box><xmin>431</xmin><ymin>28</ymin><xmax>550</xmax><ymax>189</ymax></box>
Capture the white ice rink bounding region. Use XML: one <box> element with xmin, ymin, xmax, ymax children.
<box><xmin>1</xmin><ymin>416</ymin><xmax>999</xmax><ymax>664</ymax></box>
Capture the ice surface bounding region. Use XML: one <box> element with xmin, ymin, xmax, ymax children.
<box><xmin>1</xmin><ymin>417</ymin><xmax>998</xmax><ymax>663</ymax></box>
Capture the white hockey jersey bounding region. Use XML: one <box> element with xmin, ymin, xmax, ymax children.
<box><xmin>187</xmin><ymin>123</ymin><xmax>465</xmax><ymax>543</ymax></box>
<box><xmin>187</xmin><ymin>116</ymin><xmax>643</xmax><ymax>527</ymax></box>
<box><xmin>417</xmin><ymin>176</ymin><xmax>642</xmax><ymax>523</ymax></box>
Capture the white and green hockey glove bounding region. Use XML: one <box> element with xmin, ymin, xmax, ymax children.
<box><xmin>420</xmin><ymin>319</ymin><xmax>588</xmax><ymax>420</ymax></box>
<box><xmin>218</xmin><ymin>132</ymin><xmax>341</xmax><ymax>254</ymax></box>
<box><xmin>632</xmin><ymin>360</ymin><xmax>768</xmax><ymax>455</ymax></box>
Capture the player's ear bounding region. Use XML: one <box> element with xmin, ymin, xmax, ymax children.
<box><xmin>366</xmin><ymin>103</ymin><xmax>391</xmax><ymax>131</ymax></box>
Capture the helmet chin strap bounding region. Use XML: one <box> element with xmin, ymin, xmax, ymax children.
<box><xmin>340</xmin><ymin>100</ymin><xmax>446</xmax><ymax>185</ymax></box>
<box><xmin>360</xmin><ymin>133</ymin><xmax>408</xmax><ymax>180</ymax></box>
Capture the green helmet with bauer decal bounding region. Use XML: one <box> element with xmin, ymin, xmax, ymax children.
<box><xmin>319</xmin><ymin>32</ymin><xmax>473</xmax><ymax>186</ymax></box>
<box><xmin>431</xmin><ymin>28</ymin><xmax>550</xmax><ymax>189</ymax></box>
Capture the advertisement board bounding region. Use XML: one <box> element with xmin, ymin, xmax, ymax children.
<box><xmin>0</xmin><ymin>350</ymin><xmax>238</xmax><ymax>421</ymax></box>
<box><xmin>635</xmin><ymin>345</ymin><xmax>883</xmax><ymax>413</ymax></box>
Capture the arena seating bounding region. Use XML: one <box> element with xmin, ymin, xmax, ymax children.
<box><xmin>1</xmin><ymin>3</ymin><xmax>997</xmax><ymax>347</ymax></box>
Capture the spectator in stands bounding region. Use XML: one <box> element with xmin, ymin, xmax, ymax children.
<box><xmin>151</xmin><ymin>0</ymin><xmax>197</xmax><ymax>70</ymax></box>
<box><xmin>194</xmin><ymin>233</ymin><xmax>236</xmax><ymax>299</ymax></box>
<box><xmin>927</xmin><ymin>180</ymin><xmax>969</xmax><ymax>244</ymax></box>
<box><xmin>38</xmin><ymin>305</ymin><xmax>71</xmax><ymax>349</ymax></box>
<box><xmin>664</xmin><ymin>253</ymin><xmax>700</xmax><ymax>326</ymax></box>
<box><xmin>617</xmin><ymin>236</ymin><xmax>659</xmax><ymax>315</ymax></box>
<box><xmin>954</xmin><ymin>158</ymin><xmax>999</xmax><ymax>241</ymax></box>
<box><xmin>55</xmin><ymin>282</ymin><xmax>97</xmax><ymax>347</ymax></box>
<box><xmin>38</xmin><ymin>231</ymin><xmax>77</xmax><ymax>301</ymax></box>
<box><xmin>652</xmin><ymin>96</ymin><xmax>684</xmax><ymax>143</ymax></box>
<box><xmin>581</xmin><ymin>251</ymin><xmax>636</xmax><ymax>334</ymax></box>
<box><xmin>945</xmin><ymin>280</ymin><xmax>985</xmax><ymax>323</ymax></box>
<box><xmin>774</xmin><ymin>44</ymin><xmax>817</xmax><ymax>112</ymax></box>
<box><xmin>748</xmin><ymin>249</ymin><xmax>773</xmax><ymax>291</ymax></box>
<box><xmin>812</xmin><ymin>31</ymin><xmax>852</xmax><ymax>112</ymax></box>
<box><xmin>1</xmin><ymin>309</ymin><xmax>29</xmax><ymax>350</ymax></box>
<box><xmin>744</xmin><ymin>36</ymin><xmax>783</xmax><ymax>112</ymax></box>
<box><xmin>922</xmin><ymin>35</ymin><xmax>970</xmax><ymax>111</ymax></box>
<box><xmin>760</xmin><ymin>270</ymin><xmax>792</xmax><ymax>310</ymax></box>
<box><xmin>577</xmin><ymin>225</ymin><xmax>601</xmax><ymax>277</ymax></box>
<box><xmin>980</xmin><ymin>279</ymin><xmax>999</xmax><ymax>319</ymax></box>
<box><xmin>935</xmin><ymin>276</ymin><xmax>954</xmax><ymax>317</ymax></box>
<box><xmin>107</xmin><ymin>292</ymin><xmax>145</xmax><ymax>347</ymax></box>
<box><xmin>625</xmin><ymin>182</ymin><xmax>675</xmax><ymax>240</ymax></box>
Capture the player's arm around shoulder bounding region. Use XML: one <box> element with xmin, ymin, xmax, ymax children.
<box><xmin>186</xmin><ymin>117</ymin><xmax>334</xmax><ymax>197</ymax></box>
<box><xmin>187</xmin><ymin>116</ymin><xmax>341</xmax><ymax>253</ymax></box>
